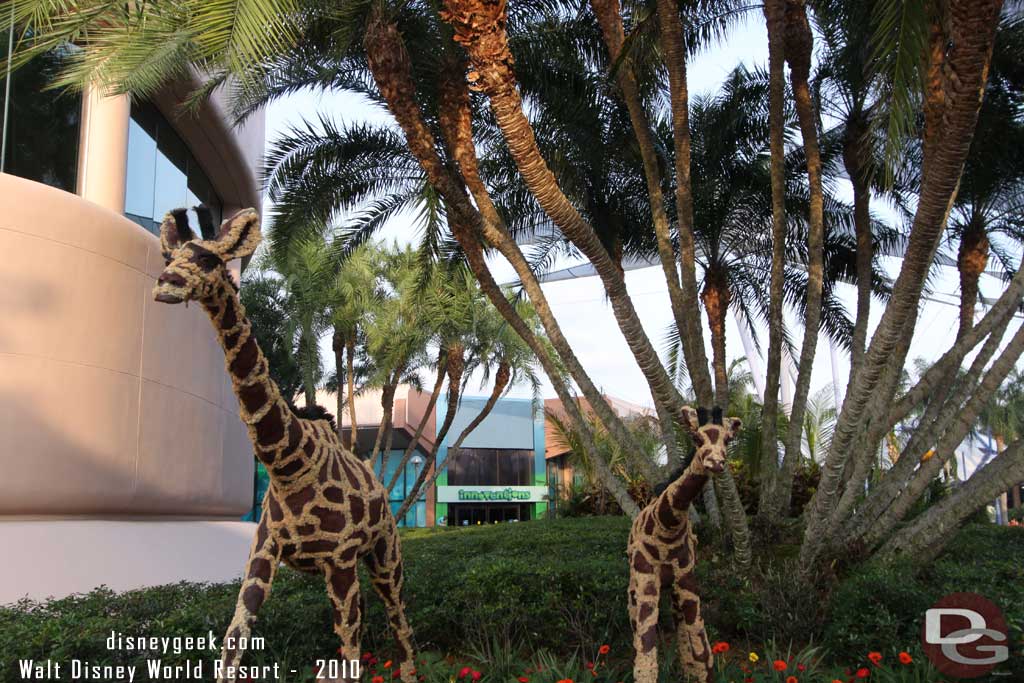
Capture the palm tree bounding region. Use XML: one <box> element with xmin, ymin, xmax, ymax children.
<box><xmin>944</xmin><ymin>20</ymin><xmax>1024</xmax><ymax>339</ymax></box>
<box><xmin>362</xmin><ymin>244</ymin><xmax>432</xmax><ymax>468</ymax></box>
<box><xmin>239</xmin><ymin>269</ymin><xmax>303</xmax><ymax>404</ymax></box>
<box><xmin>395</xmin><ymin>292</ymin><xmax>543</xmax><ymax>520</ymax></box>
<box><xmin>329</xmin><ymin>244</ymin><xmax>379</xmax><ymax>448</ymax></box>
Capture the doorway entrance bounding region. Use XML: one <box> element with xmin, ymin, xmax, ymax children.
<box><xmin>448</xmin><ymin>503</ymin><xmax>532</xmax><ymax>526</ymax></box>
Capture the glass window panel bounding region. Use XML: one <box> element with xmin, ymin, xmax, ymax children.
<box><xmin>124</xmin><ymin>118</ymin><xmax>157</xmax><ymax>221</ymax></box>
<box><xmin>123</xmin><ymin>101</ymin><xmax>222</xmax><ymax>235</ymax></box>
<box><xmin>1</xmin><ymin>46</ymin><xmax>81</xmax><ymax>192</ymax></box>
<box><xmin>152</xmin><ymin>144</ymin><xmax>188</xmax><ymax>225</ymax></box>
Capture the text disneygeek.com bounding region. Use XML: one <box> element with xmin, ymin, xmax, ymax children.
<box><xmin>15</xmin><ymin>630</ymin><xmax>360</xmax><ymax>681</ymax></box>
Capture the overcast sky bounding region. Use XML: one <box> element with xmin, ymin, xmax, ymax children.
<box><xmin>261</xmin><ymin>13</ymin><xmax>1015</xmax><ymax>410</ymax></box>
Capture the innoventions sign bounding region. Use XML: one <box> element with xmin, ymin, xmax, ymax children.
<box><xmin>436</xmin><ymin>486</ymin><xmax>549</xmax><ymax>503</ymax></box>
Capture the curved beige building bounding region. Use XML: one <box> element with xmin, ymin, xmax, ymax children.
<box><xmin>0</xmin><ymin>67</ymin><xmax>264</xmax><ymax>603</ymax></box>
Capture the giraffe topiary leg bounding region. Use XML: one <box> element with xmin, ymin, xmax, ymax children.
<box><xmin>325</xmin><ymin>562</ymin><xmax>362</xmax><ymax>683</ymax></box>
<box><xmin>217</xmin><ymin>516</ymin><xmax>281</xmax><ymax>683</ymax></box>
<box><xmin>629</xmin><ymin>568</ymin><xmax>660</xmax><ymax>683</ymax></box>
<box><xmin>671</xmin><ymin>573</ymin><xmax>713</xmax><ymax>683</ymax></box>
<box><xmin>365</xmin><ymin>526</ymin><xmax>416</xmax><ymax>683</ymax></box>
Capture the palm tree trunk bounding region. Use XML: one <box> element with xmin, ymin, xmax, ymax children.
<box><xmin>391</xmin><ymin>347</ymin><xmax>465</xmax><ymax>521</ymax></box>
<box><xmin>363</xmin><ymin>9</ymin><xmax>639</xmax><ymax>516</ymax></box>
<box><xmin>756</xmin><ymin>0</ymin><xmax>788</xmax><ymax>524</ymax></box>
<box><xmin>333</xmin><ymin>328</ymin><xmax>346</xmax><ymax>440</ymax></box>
<box><xmin>957</xmin><ymin>220</ymin><xmax>989</xmax><ymax>339</ymax></box>
<box><xmin>440</xmin><ymin>0</ymin><xmax>696</xmax><ymax>430</ymax></box>
<box><xmin>302</xmin><ymin>333</ymin><xmax>317</xmax><ymax>410</ymax></box>
<box><xmin>590</xmin><ymin>0</ymin><xmax>714</xmax><ymax>405</ymax></box>
<box><xmin>699</xmin><ymin>273</ymin><xmax>751</xmax><ymax>566</ymax></box>
<box><xmin>859</xmin><ymin>323</ymin><xmax>1024</xmax><ymax>551</ymax></box>
<box><xmin>878</xmin><ymin>439</ymin><xmax>1024</xmax><ymax>564</ymax></box>
<box><xmin>772</xmin><ymin>0</ymin><xmax>827</xmax><ymax>523</ymax></box>
<box><xmin>387</xmin><ymin>349</ymin><xmax>447</xmax><ymax>494</ymax></box>
<box><xmin>844</xmin><ymin>112</ymin><xmax>874</xmax><ymax>376</ymax></box>
<box><xmin>346</xmin><ymin>337</ymin><xmax>358</xmax><ymax>454</ymax></box>
<box><xmin>887</xmin><ymin>264</ymin><xmax>1024</xmax><ymax>429</ymax></box>
<box><xmin>397</xmin><ymin>360</ymin><xmax>512</xmax><ymax>520</ymax></box>
<box><xmin>842</xmin><ymin>313</ymin><xmax>1013</xmax><ymax>547</ymax></box>
<box><xmin>701</xmin><ymin>272</ymin><xmax>731</xmax><ymax>410</ymax></box>
<box><xmin>702</xmin><ymin>485</ymin><xmax>722</xmax><ymax>530</ymax></box>
<box><xmin>653</xmin><ymin>0</ymin><xmax>714</xmax><ymax>409</ymax></box>
<box><xmin>370</xmin><ymin>376</ymin><xmax>400</xmax><ymax>468</ymax></box>
<box><xmin>800</xmin><ymin>0</ymin><xmax>1004</xmax><ymax>571</ymax></box>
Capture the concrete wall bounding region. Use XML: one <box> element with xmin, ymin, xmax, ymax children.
<box><xmin>0</xmin><ymin>173</ymin><xmax>252</xmax><ymax>516</ymax></box>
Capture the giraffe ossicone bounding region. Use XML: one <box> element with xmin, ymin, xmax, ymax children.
<box><xmin>154</xmin><ymin>207</ymin><xmax>416</xmax><ymax>683</ymax></box>
<box><xmin>627</xmin><ymin>405</ymin><xmax>741</xmax><ymax>683</ymax></box>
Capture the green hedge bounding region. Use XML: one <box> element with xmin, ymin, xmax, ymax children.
<box><xmin>2</xmin><ymin>518</ymin><xmax>1021</xmax><ymax>682</ymax></box>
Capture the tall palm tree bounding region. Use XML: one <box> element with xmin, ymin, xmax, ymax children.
<box><xmin>362</xmin><ymin>243</ymin><xmax>432</xmax><ymax>467</ymax></box>
<box><xmin>239</xmin><ymin>269</ymin><xmax>303</xmax><ymax>404</ymax></box>
<box><xmin>329</xmin><ymin>244</ymin><xmax>379</xmax><ymax>448</ymax></box>
<box><xmin>271</xmin><ymin>233</ymin><xmax>336</xmax><ymax>409</ymax></box>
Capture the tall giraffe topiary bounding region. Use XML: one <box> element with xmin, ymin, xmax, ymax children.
<box><xmin>628</xmin><ymin>406</ymin><xmax>741</xmax><ymax>683</ymax></box>
<box><xmin>153</xmin><ymin>208</ymin><xmax>415</xmax><ymax>683</ymax></box>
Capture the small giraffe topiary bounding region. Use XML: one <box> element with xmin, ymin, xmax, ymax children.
<box><xmin>627</xmin><ymin>406</ymin><xmax>741</xmax><ymax>683</ymax></box>
<box><xmin>153</xmin><ymin>207</ymin><xmax>415</xmax><ymax>683</ymax></box>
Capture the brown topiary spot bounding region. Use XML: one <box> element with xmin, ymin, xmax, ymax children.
<box><xmin>632</xmin><ymin>550</ymin><xmax>653</xmax><ymax>574</ymax></box>
<box><xmin>242</xmin><ymin>584</ymin><xmax>264</xmax><ymax>612</ymax></box>
<box><xmin>312</xmin><ymin>506</ymin><xmax>346</xmax><ymax>533</ymax></box>
<box><xmin>640</xmin><ymin>625</ymin><xmax>658</xmax><ymax>652</ymax></box>
<box><xmin>229</xmin><ymin>338</ymin><xmax>258</xmax><ymax>378</ymax></box>
<box><xmin>368</xmin><ymin>497</ymin><xmax>383</xmax><ymax>525</ymax></box>
<box><xmin>349</xmin><ymin>496</ymin><xmax>365</xmax><ymax>524</ymax></box>
<box><xmin>248</xmin><ymin>558</ymin><xmax>272</xmax><ymax>582</ymax></box>
<box><xmin>301</xmin><ymin>540</ymin><xmax>336</xmax><ymax>554</ymax></box>
<box><xmin>256</xmin><ymin>405</ymin><xmax>285</xmax><ymax>446</ymax></box>
<box><xmin>238</xmin><ymin>382</ymin><xmax>267</xmax><ymax>414</ymax></box>
<box><xmin>268</xmin><ymin>496</ymin><xmax>283</xmax><ymax>521</ymax></box>
<box><xmin>274</xmin><ymin>457</ymin><xmax>304</xmax><ymax>478</ymax></box>
<box><xmin>285</xmin><ymin>486</ymin><xmax>315</xmax><ymax>514</ymax></box>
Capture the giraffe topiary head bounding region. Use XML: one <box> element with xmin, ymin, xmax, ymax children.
<box><xmin>680</xmin><ymin>406</ymin><xmax>741</xmax><ymax>474</ymax></box>
<box><xmin>153</xmin><ymin>207</ymin><xmax>261</xmax><ymax>304</ymax></box>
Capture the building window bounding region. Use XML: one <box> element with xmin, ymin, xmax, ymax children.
<box><xmin>448</xmin><ymin>448</ymin><xmax>534</xmax><ymax>486</ymax></box>
<box><xmin>378</xmin><ymin>452</ymin><xmax>427</xmax><ymax>528</ymax></box>
<box><xmin>124</xmin><ymin>101</ymin><xmax>222</xmax><ymax>235</ymax></box>
<box><xmin>0</xmin><ymin>42</ymin><xmax>80</xmax><ymax>192</ymax></box>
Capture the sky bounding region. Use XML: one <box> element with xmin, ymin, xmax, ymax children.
<box><xmin>260</xmin><ymin>13</ymin><xmax>1017</xmax><ymax>411</ymax></box>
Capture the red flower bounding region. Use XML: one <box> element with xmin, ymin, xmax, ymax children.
<box><xmin>797</xmin><ymin>664</ymin><xmax>806</xmax><ymax>672</ymax></box>
<box><xmin>556</xmin><ymin>678</ymin><xmax>573</xmax><ymax>683</ymax></box>
<box><xmin>898</xmin><ymin>652</ymin><xmax>913</xmax><ymax>665</ymax></box>
<box><xmin>362</xmin><ymin>653</ymin><xmax>373</xmax><ymax>661</ymax></box>
<box><xmin>712</xmin><ymin>642</ymin><xmax>730</xmax><ymax>655</ymax></box>
<box><xmin>372</xmin><ymin>677</ymin><xmax>385</xmax><ymax>683</ymax></box>
<box><xmin>585</xmin><ymin>662</ymin><xmax>594</xmax><ymax>670</ymax></box>
<box><xmin>599</xmin><ymin>645</ymin><xmax>611</xmax><ymax>655</ymax></box>
<box><xmin>459</xmin><ymin>667</ymin><xmax>472</xmax><ymax>678</ymax></box>
<box><xmin>384</xmin><ymin>661</ymin><xmax>393</xmax><ymax>669</ymax></box>
<box><xmin>856</xmin><ymin>668</ymin><xmax>870</xmax><ymax>679</ymax></box>
<box><xmin>471</xmin><ymin>671</ymin><xmax>482</xmax><ymax>681</ymax></box>
<box><xmin>773</xmin><ymin>660</ymin><xmax>788</xmax><ymax>672</ymax></box>
<box><xmin>518</xmin><ymin>678</ymin><xmax>530</xmax><ymax>682</ymax></box>
<box><xmin>867</xmin><ymin>652</ymin><xmax>882</xmax><ymax>666</ymax></box>
<box><xmin>786</xmin><ymin>676</ymin><xmax>798</xmax><ymax>683</ymax></box>
<box><xmin>590</xmin><ymin>672</ymin><xmax>598</xmax><ymax>679</ymax></box>
<box><xmin>744</xmin><ymin>678</ymin><xmax>754</xmax><ymax>683</ymax></box>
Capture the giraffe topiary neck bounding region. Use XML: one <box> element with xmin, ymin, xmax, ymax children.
<box><xmin>652</xmin><ymin>460</ymin><xmax>709</xmax><ymax>531</ymax></box>
<box><xmin>200</xmin><ymin>278</ymin><xmax>316</xmax><ymax>482</ymax></box>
